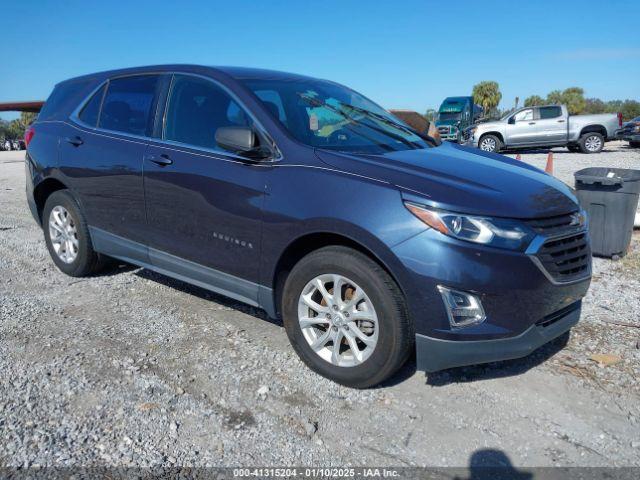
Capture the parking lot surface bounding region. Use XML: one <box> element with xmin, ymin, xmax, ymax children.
<box><xmin>1</xmin><ymin>144</ymin><xmax>639</xmax><ymax>468</ymax></box>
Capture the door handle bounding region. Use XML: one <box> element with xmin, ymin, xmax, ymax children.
<box><xmin>64</xmin><ymin>136</ymin><xmax>83</xmax><ymax>147</ymax></box>
<box><xmin>557</xmin><ymin>119</ymin><xmax>566</xmax><ymax>123</ymax></box>
<box><xmin>145</xmin><ymin>153</ymin><xmax>173</xmax><ymax>166</ymax></box>
<box><xmin>528</xmin><ymin>122</ymin><xmax>536</xmax><ymax>125</ymax></box>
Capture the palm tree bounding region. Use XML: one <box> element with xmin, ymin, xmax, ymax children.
<box><xmin>472</xmin><ymin>81</ymin><xmax>502</xmax><ymax>118</ymax></box>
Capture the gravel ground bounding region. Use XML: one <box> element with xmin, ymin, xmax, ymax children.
<box><xmin>1</xmin><ymin>145</ymin><xmax>639</xmax><ymax>469</ymax></box>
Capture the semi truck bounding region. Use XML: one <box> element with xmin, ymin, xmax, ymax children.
<box><xmin>434</xmin><ymin>96</ymin><xmax>482</xmax><ymax>142</ymax></box>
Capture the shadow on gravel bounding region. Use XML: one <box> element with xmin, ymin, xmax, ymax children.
<box><xmin>455</xmin><ymin>449</ymin><xmax>533</xmax><ymax>480</ymax></box>
<box><xmin>134</xmin><ymin>268</ymin><xmax>283</xmax><ymax>327</ymax></box>
<box><xmin>425</xmin><ymin>331</ymin><xmax>570</xmax><ymax>387</ymax></box>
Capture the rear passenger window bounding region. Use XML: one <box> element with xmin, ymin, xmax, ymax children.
<box><xmin>99</xmin><ymin>75</ymin><xmax>159</xmax><ymax>136</ymax></box>
<box><xmin>164</xmin><ymin>75</ymin><xmax>252</xmax><ymax>149</ymax></box>
<box><xmin>79</xmin><ymin>84</ymin><xmax>106</xmax><ymax>127</ymax></box>
<box><xmin>539</xmin><ymin>106</ymin><xmax>562</xmax><ymax>119</ymax></box>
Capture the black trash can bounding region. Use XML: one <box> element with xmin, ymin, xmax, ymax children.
<box><xmin>574</xmin><ymin>167</ymin><xmax>640</xmax><ymax>258</ymax></box>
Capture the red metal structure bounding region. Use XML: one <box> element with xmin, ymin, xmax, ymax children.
<box><xmin>0</xmin><ymin>101</ymin><xmax>44</xmax><ymax>113</ymax></box>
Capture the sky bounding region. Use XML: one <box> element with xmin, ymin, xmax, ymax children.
<box><xmin>1</xmin><ymin>0</ymin><xmax>639</xmax><ymax>120</ymax></box>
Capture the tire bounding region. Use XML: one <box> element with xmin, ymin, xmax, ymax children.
<box><xmin>478</xmin><ymin>134</ymin><xmax>502</xmax><ymax>153</ymax></box>
<box><xmin>630</xmin><ymin>141</ymin><xmax>640</xmax><ymax>149</ymax></box>
<box><xmin>43</xmin><ymin>190</ymin><xmax>105</xmax><ymax>277</ymax></box>
<box><xmin>567</xmin><ymin>144</ymin><xmax>580</xmax><ymax>153</ymax></box>
<box><xmin>282</xmin><ymin>246</ymin><xmax>412</xmax><ymax>388</ymax></box>
<box><xmin>578</xmin><ymin>132</ymin><xmax>604</xmax><ymax>154</ymax></box>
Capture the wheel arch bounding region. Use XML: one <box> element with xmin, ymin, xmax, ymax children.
<box><xmin>270</xmin><ymin>231</ymin><xmax>408</xmax><ymax>319</ymax></box>
<box><xmin>579</xmin><ymin>124</ymin><xmax>607</xmax><ymax>138</ymax></box>
<box><xmin>33</xmin><ymin>177</ymin><xmax>69</xmax><ymax>224</ymax></box>
<box><xmin>479</xmin><ymin>131</ymin><xmax>504</xmax><ymax>144</ymax></box>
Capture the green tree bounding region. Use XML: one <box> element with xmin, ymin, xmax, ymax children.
<box><xmin>524</xmin><ymin>95</ymin><xmax>544</xmax><ymax>107</ymax></box>
<box><xmin>561</xmin><ymin>87</ymin><xmax>586</xmax><ymax>115</ymax></box>
<box><xmin>472</xmin><ymin>81</ymin><xmax>502</xmax><ymax>119</ymax></box>
<box><xmin>546</xmin><ymin>90</ymin><xmax>563</xmax><ymax>105</ymax></box>
<box><xmin>618</xmin><ymin>100</ymin><xmax>640</xmax><ymax>120</ymax></box>
<box><xmin>583</xmin><ymin>98</ymin><xmax>606</xmax><ymax>114</ymax></box>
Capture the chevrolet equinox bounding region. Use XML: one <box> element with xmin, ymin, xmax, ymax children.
<box><xmin>25</xmin><ymin>65</ymin><xmax>592</xmax><ymax>387</ymax></box>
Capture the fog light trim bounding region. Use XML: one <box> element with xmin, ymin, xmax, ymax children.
<box><xmin>437</xmin><ymin>285</ymin><xmax>486</xmax><ymax>329</ymax></box>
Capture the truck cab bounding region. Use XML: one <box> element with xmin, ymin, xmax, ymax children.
<box><xmin>435</xmin><ymin>96</ymin><xmax>482</xmax><ymax>142</ymax></box>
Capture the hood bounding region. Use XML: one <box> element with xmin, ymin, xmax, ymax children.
<box><xmin>474</xmin><ymin>119</ymin><xmax>503</xmax><ymax>129</ymax></box>
<box><xmin>316</xmin><ymin>142</ymin><xmax>579</xmax><ymax>219</ymax></box>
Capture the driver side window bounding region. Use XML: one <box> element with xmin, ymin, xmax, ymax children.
<box><xmin>164</xmin><ymin>75</ymin><xmax>252</xmax><ymax>150</ymax></box>
<box><xmin>513</xmin><ymin>109</ymin><xmax>533</xmax><ymax>122</ymax></box>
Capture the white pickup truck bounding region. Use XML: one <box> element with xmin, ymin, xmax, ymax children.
<box><xmin>463</xmin><ymin>105</ymin><xmax>621</xmax><ymax>154</ymax></box>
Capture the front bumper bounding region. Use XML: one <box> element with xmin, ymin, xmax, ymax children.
<box><xmin>416</xmin><ymin>302</ymin><xmax>580</xmax><ymax>372</ymax></box>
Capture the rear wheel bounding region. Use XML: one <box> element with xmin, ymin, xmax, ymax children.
<box><xmin>282</xmin><ymin>246</ymin><xmax>412</xmax><ymax>388</ymax></box>
<box><xmin>43</xmin><ymin>190</ymin><xmax>105</xmax><ymax>277</ymax></box>
<box><xmin>478</xmin><ymin>134</ymin><xmax>502</xmax><ymax>153</ymax></box>
<box><xmin>579</xmin><ymin>132</ymin><xmax>604</xmax><ymax>153</ymax></box>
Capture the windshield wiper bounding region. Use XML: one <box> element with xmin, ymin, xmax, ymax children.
<box><xmin>338</xmin><ymin>103</ymin><xmax>439</xmax><ymax>147</ymax></box>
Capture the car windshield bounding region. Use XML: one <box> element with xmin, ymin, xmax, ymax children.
<box><xmin>437</xmin><ymin>111</ymin><xmax>462</xmax><ymax>121</ymax></box>
<box><xmin>241</xmin><ymin>78</ymin><xmax>432</xmax><ymax>154</ymax></box>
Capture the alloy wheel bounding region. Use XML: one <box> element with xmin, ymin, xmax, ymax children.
<box><xmin>585</xmin><ymin>135</ymin><xmax>602</xmax><ymax>152</ymax></box>
<box><xmin>297</xmin><ymin>274</ymin><xmax>379</xmax><ymax>367</ymax></box>
<box><xmin>48</xmin><ymin>206</ymin><xmax>79</xmax><ymax>264</ymax></box>
<box><xmin>480</xmin><ymin>137</ymin><xmax>496</xmax><ymax>152</ymax></box>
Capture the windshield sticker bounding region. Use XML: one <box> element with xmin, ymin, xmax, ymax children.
<box><xmin>309</xmin><ymin>114</ymin><xmax>319</xmax><ymax>131</ymax></box>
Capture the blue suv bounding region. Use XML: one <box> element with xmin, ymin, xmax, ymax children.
<box><xmin>25</xmin><ymin>65</ymin><xmax>591</xmax><ymax>387</ymax></box>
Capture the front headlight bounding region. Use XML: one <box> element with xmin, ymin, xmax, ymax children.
<box><xmin>404</xmin><ymin>202</ymin><xmax>535</xmax><ymax>251</ymax></box>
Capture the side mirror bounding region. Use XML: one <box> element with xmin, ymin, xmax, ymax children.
<box><xmin>215</xmin><ymin>126</ymin><xmax>270</xmax><ymax>159</ymax></box>
<box><xmin>508</xmin><ymin>117</ymin><xmax>516</xmax><ymax>125</ymax></box>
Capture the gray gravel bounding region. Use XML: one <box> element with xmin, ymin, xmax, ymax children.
<box><xmin>1</xmin><ymin>146</ymin><xmax>639</xmax><ymax>469</ymax></box>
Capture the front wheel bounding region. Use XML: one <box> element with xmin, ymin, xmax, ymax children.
<box><xmin>282</xmin><ymin>246</ymin><xmax>412</xmax><ymax>388</ymax></box>
<box><xmin>629</xmin><ymin>141</ymin><xmax>640</xmax><ymax>148</ymax></box>
<box><xmin>478</xmin><ymin>134</ymin><xmax>502</xmax><ymax>153</ymax></box>
<box><xmin>579</xmin><ymin>133</ymin><xmax>604</xmax><ymax>153</ymax></box>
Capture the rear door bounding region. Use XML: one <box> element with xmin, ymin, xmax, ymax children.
<box><xmin>505</xmin><ymin>108</ymin><xmax>537</xmax><ymax>145</ymax></box>
<box><xmin>60</xmin><ymin>74</ymin><xmax>164</xmax><ymax>250</ymax></box>
<box><xmin>142</xmin><ymin>74</ymin><xmax>267</xmax><ymax>298</ymax></box>
<box><xmin>534</xmin><ymin>106</ymin><xmax>566</xmax><ymax>143</ymax></box>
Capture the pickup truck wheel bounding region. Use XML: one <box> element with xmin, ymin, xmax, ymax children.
<box><xmin>579</xmin><ymin>133</ymin><xmax>604</xmax><ymax>153</ymax></box>
<box><xmin>282</xmin><ymin>246</ymin><xmax>412</xmax><ymax>388</ymax></box>
<box><xmin>630</xmin><ymin>141</ymin><xmax>640</xmax><ymax>148</ymax></box>
<box><xmin>43</xmin><ymin>190</ymin><xmax>105</xmax><ymax>277</ymax></box>
<box><xmin>479</xmin><ymin>134</ymin><xmax>501</xmax><ymax>153</ymax></box>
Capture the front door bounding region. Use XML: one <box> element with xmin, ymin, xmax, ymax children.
<box><xmin>505</xmin><ymin>108</ymin><xmax>539</xmax><ymax>145</ymax></box>
<box><xmin>143</xmin><ymin>74</ymin><xmax>267</xmax><ymax>299</ymax></box>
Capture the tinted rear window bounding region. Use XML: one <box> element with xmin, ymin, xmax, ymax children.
<box><xmin>99</xmin><ymin>75</ymin><xmax>159</xmax><ymax>136</ymax></box>
<box><xmin>38</xmin><ymin>79</ymin><xmax>93</xmax><ymax>121</ymax></box>
<box><xmin>78</xmin><ymin>84</ymin><xmax>106</xmax><ymax>127</ymax></box>
<box><xmin>539</xmin><ymin>106</ymin><xmax>562</xmax><ymax>119</ymax></box>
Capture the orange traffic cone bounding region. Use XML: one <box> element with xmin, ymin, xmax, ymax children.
<box><xmin>515</xmin><ymin>153</ymin><xmax>521</xmax><ymax>161</ymax></box>
<box><xmin>545</xmin><ymin>152</ymin><xmax>554</xmax><ymax>175</ymax></box>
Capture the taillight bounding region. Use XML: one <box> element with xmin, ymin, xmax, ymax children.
<box><xmin>25</xmin><ymin>125</ymin><xmax>35</xmax><ymax>147</ymax></box>
<box><xmin>617</xmin><ymin>112</ymin><xmax>623</xmax><ymax>127</ymax></box>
